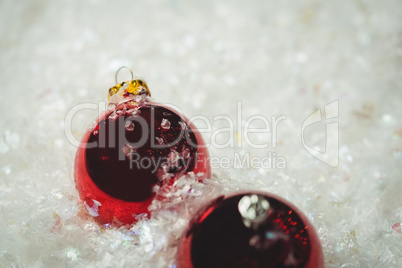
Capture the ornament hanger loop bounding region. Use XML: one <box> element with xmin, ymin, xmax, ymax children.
<box><xmin>115</xmin><ymin>66</ymin><xmax>134</xmax><ymax>84</ymax></box>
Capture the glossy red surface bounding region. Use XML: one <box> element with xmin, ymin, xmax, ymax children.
<box><xmin>177</xmin><ymin>192</ymin><xmax>323</xmax><ymax>268</ymax></box>
<box><xmin>74</xmin><ymin>101</ymin><xmax>210</xmax><ymax>226</ymax></box>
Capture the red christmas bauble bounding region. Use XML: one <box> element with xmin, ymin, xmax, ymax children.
<box><xmin>74</xmin><ymin>78</ymin><xmax>210</xmax><ymax>226</ymax></box>
<box><xmin>177</xmin><ymin>192</ymin><xmax>323</xmax><ymax>268</ymax></box>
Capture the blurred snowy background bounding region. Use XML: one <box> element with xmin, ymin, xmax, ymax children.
<box><xmin>1</xmin><ymin>0</ymin><xmax>402</xmax><ymax>267</ymax></box>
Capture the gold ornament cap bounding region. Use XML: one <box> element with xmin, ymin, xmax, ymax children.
<box><xmin>108</xmin><ymin>66</ymin><xmax>151</xmax><ymax>101</ymax></box>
